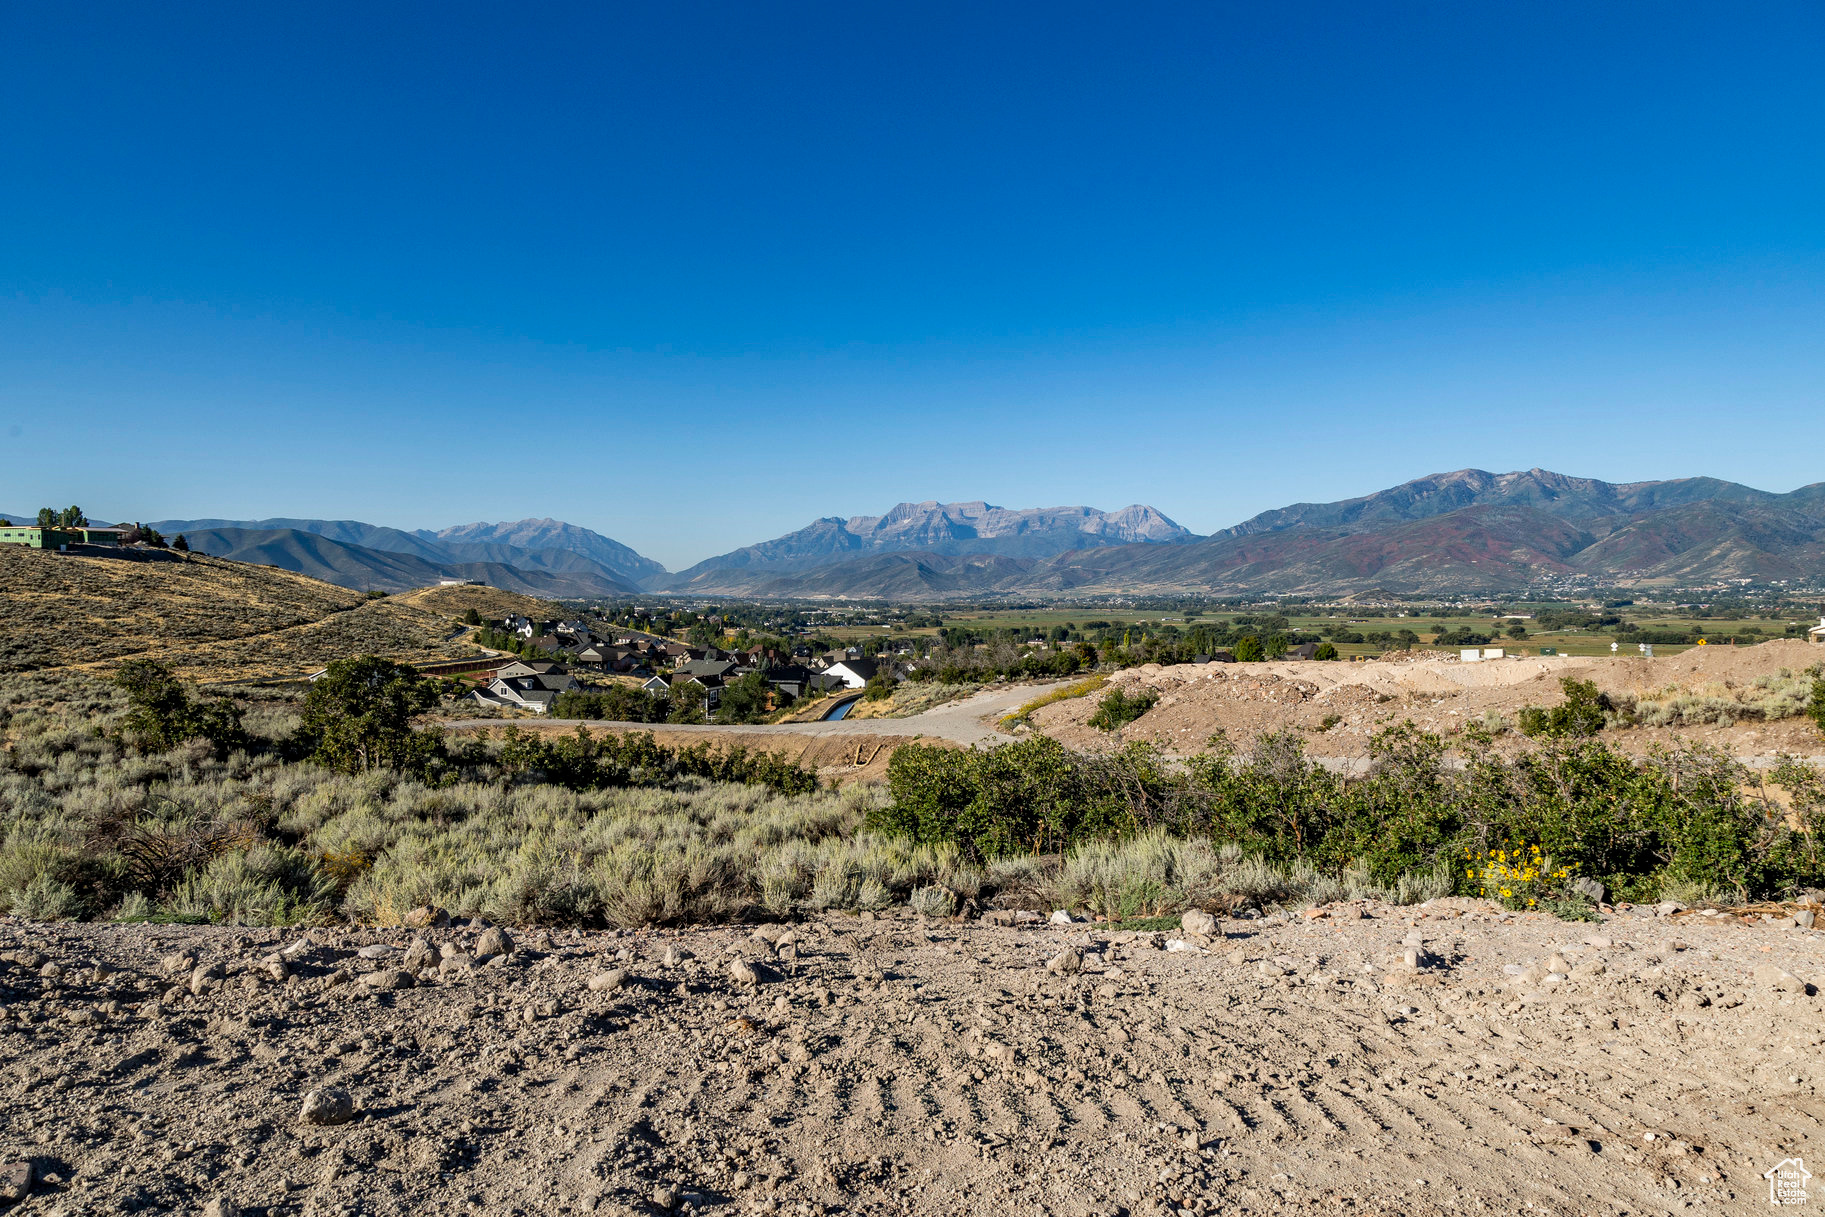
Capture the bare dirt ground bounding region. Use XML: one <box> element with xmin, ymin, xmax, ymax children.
<box><xmin>1032</xmin><ymin>641</ymin><xmax>1825</xmax><ymax>765</ymax></box>
<box><xmin>5</xmin><ymin>901</ymin><xmax>1823</xmax><ymax>1215</ymax></box>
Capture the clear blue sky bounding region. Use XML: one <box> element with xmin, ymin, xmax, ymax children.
<box><xmin>3</xmin><ymin>3</ymin><xmax>1821</xmax><ymax>570</ymax></box>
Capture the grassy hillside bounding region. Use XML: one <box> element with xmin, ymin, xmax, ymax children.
<box><xmin>0</xmin><ymin>546</ymin><xmax>553</xmax><ymax>682</ymax></box>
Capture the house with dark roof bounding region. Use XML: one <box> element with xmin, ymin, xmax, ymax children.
<box><xmin>675</xmin><ymin>658</ymin><xmax>741</xmax><ymax>684</ymax></box>
<box><xmin>471</xmin><ymin>664</ymin><xmax>579</xmax><ymax>713</ymax></box>
<box><xmin>818</xmin><ymin>658</ymin><xmax>881</xmax><ymax>690</ymax></box>
<box><xmin>762</xmin><ymin>664</ymin><xmax>814</xmax><ymax>700</ymax></box>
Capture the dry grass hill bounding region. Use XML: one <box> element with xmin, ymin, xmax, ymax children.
<box><xmin>0</xmin><ymin>546</ymin><xmax>553</xmax><ymax>683</ymax></box>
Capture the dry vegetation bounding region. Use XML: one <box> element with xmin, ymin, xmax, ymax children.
<box><xmin>0</xmin><ymin>546</ymin><xmax>357</xmax><ymax>674</ymax></box>
<box><xmin>0</xmin><ymin>547</ymin><xmax>552</xmax><ymax>683</ymax></box>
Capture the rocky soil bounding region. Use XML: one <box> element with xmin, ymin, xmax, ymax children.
<box><xmin>4</xmin><ymin>901</ymin><xmax>1824</xmax><ymax>1215</ymax></box>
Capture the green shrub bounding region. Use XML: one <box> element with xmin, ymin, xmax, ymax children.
<box><xmin>871</xmin><ymin>720</ymin><xmax>1825</xmax><ymax>901</ymax></box>
<box><xmin>1086</xmin><ymin>688</ymin><xmax>1158</xmax><ymax>731</ymax></box>
<box><xmin>6</xmin><ymin>873</ymin><xmax>81</xmax><ymax>920</ymax></box>
<box><xmin>1517</xmin><ymin>677</ymin><xmax>1610</xmax><ymax>738</ymax></box>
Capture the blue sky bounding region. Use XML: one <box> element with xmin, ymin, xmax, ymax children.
<box><xmin>2</xmin><ymin>2</ymin><xmax>1821</xmax><ymax>570</ymax></box>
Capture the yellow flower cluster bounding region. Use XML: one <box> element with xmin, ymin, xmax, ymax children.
<box><xmin>1463</xmin><ymin>843</ymin><xmax>1574</xmax><ymax>908</ymax></box>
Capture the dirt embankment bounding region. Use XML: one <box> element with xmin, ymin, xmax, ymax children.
<box><xmin>1032</xmin><ymin>639</ymin><xmax>1825</xmax><ymax>761</ymax></box>
<box><xmin>4</xmin><ymin>901</ymin><xmax>1823</xmax><ymax>1214</ymax></box>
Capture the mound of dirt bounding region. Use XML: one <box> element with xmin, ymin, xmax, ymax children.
<box><xmin>1034</xmin><ymin>640</ymin><xmax>1825</xmax><ymax>761</ymax></box>
<box><xmin>3</xmin><ymin>901</ymin><xmax>1817</xmax><ymax>1214</ymax></box>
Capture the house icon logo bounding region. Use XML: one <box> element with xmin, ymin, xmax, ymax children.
<box><xmin>1766</xmin><ymin>1157</ymin><xmax>1811</xmax><ymax>1205</ymax></box>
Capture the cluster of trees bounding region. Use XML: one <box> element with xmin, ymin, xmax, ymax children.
<box><xmin>551</xmin><ymin>670</ymin><xmax>774</xmax><ymax>725</ymax></box>
<box><xmin>112</xmin><ymin>656</ymin><xmax>817</xmax><ymax>794</ymax></box>
<box><xmin>35</xmin><ymin>505</ymin><xmax>87</xmax><ymax>527</ymax></box>
<box><xmin>493</xmin><ymin>726</ymin><xmax>816</xmax><ymax>795</ymax></box>
<box><xmin>113</xmin><ymin>661</ymin><xmax>247</xmax><ymax>753</ymax></box>
<box><xmin>473</xmin><ymin>624</ymin><xmax>550</xmax><ymax>659</ymax></box>
<box><xmin>116</xmin><ymin>656</ymin><xmax>440</xmax><ymax>772</ymax></box>
<box><xmin>873</xmin><ymin>724</ymin><xmax>1825</xmax><ymax>902</ymax></box>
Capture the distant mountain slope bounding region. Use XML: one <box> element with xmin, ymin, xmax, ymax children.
<box><xmin>176</xmin><ymin>528</ymin><xmax>638</xmax><ymax>597</ymax></box>
<box><xmin>154</xmin><ymin>516</ymin><xmax>662</xmax><ymax>594</ymax></box>
<box><xmin>422</xmin><ymin>518</ymin><xmax>666</xmax><ymax>586</ymax></box>
<box><xmin>663</xmin><ymin>501</ymin><xmax>1192</xmax><ymax>588</ymax></box>
<box><xmin>1217</xmin><ymin>469</ymin><xmax>1779</xmax><ymax>537</ymax></box>
<box><xmin>662</xmin><ymin>471</ymin><xmax>1825</xmax><ymax>598</ymax></box>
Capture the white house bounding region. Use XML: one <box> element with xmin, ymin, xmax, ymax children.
<box><xmin>1809</xmin><ymin>616</ymin><xmax>1825</xmax><ymax>645</ymax></box>
<box><xmin>820</xmin><ymin>658</ymin><xmax>881</xmax><ymax>689</ymax></box>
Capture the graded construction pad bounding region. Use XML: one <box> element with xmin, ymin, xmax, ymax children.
<box><xmin>1</xmin><ymin>898</ymin><xmax>1819</xmax><ymax>1214</ymax></box>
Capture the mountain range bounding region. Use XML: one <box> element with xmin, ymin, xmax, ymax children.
<box><xmin>147</xmin><ymin>517</ymin><xmax>655</xmax><ymax>597</ymax></box>
<box><xmin>657</xmin><ymin>501</ymin><xmax>1192</xmax><ymax>589</ymax></box>
<box><xmin>644</xmin><ymin>470</ymin><xmax>1825</xmax><ymax>598</ymax></box>
<box><xmin>42</xmin><ymin>469</ymin><xmax>1819</xmax><ymax>599</ymax></box>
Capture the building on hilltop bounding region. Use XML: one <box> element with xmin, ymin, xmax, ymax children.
<box><xmin>0</xmin><ymin>524</ymin><xmax>128</xmax><ymax>550</ymax></box>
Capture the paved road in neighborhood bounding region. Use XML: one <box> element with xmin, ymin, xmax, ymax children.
<box><xmin>440</xmin><ymin>681</ymin><xmax>1072</xmax><ymax>747</ymax></box>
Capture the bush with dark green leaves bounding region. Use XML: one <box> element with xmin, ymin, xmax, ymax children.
<box><xmin>113</xmin><ymin>660</ymin><xmax>245</xmax><ymax>754</ymax></box>
<box><xmin>1516</xmin><ymin>677</ymin><xmax>1611</xmax><ymax>739</ymax></box>
<box><xmin>296</xmin><ymin>656</ymin><xmax>443</xmax><ymax>774</ymax></box>
<box><xmin>553</xmin><ymin>686</ymin><xmax>669</xmax><ymax>723</ymax></box>
<box><xmin>1087</xmin><ymin>688</ymin><xmax>1158</xmax><ymax>731</ymax></box>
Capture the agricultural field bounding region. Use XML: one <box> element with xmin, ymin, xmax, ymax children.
<box><xmin>903</xmin><ymin>603</ymin><xmax>1818</xmax><ymax>659</ymax></box>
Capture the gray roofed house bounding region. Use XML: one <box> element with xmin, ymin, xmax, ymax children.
<box><xmin>675</xmin><ymin>658</ymin><xmax>740</xmax><ymax>682</ymax></box>
<box><xmin>472</xmin><ymin>667</ymin><xmax>578</xmax><ymax>713</ymax></box>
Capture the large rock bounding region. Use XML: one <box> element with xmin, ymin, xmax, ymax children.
<box><xmin>361</xmin><ymin>968</ymin><xmax>416</xmax><ymax>991</ymax></box>
<box><xmin>188</xmin><ymin>961</ymin><xmax>224</xmax><ymax>996</ymax></box>
<box><xmin>475</xmin><ymin>927</ymin><xmax>514</xmax><ymax>960</ymax></box>
<box><xmin>1180</xmin><ymin>909</ymin><xmax>1218</xmax><ymax>937</ymax></box>
<box><xmin>299</xmin><ymin>1087</ymin><xmax>355</xmax><ymax>1126</ymax></box>
<box><xmin>1754</xmin><ymin>963</ymin><xmax>1810</xmax><ymax>994</ymax></box>
<box><xmin>1046</xmin><ymin>949</ymin><xmax>1082</xmax><ymax>975</ymax></box>
<box><xmin>588</xmin><ymin>969</ymin><xmax>629</xmax><ymax>992</ymax></box>
<box><xmin>0</xmin><ymin>1161</ymin><xmax>30</xmax><ymax>1202</ymax></box>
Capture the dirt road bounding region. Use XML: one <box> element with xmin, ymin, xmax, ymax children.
<box><xmin>445</xmin><ymin>681</ymin><xmax>1074</xmax><ymax>749</ymax></box>
<box><xmin>5</xmin><ymin>900</ymin><xmax>1820</xmax><ymax>1214</ymax></box>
